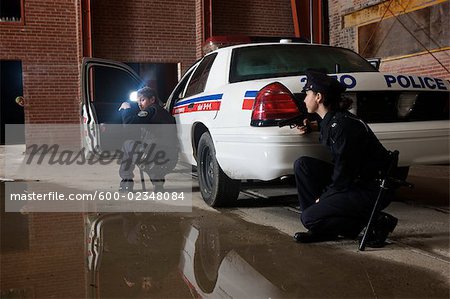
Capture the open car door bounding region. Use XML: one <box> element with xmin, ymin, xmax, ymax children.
<box><xmin>81</xmin><ymin>58</ymin><xmax>144</xmax><ymax>153</ymax></box>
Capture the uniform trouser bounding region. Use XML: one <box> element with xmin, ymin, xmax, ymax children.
<box><xmin>294</xmin><ymin>156</ymin><xmax>387</xmax><ymax>237</ymax></box>
<box><xmin>120</xmin><ymin>140</ymin><xmax>144</xmax><ymax>180</ymax></box>
<box><xmin>119</xmin><ymin>140</ymin><xmax>176</xmax><ymax>185</ymax></box>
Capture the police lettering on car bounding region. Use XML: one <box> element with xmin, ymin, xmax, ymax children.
<box><xmin>384</xmin><ymin>74</ymin><xmax>448</xmax><ymax>90</ymax></box>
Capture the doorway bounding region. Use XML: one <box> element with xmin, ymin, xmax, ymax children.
<box><xmin>0</xmin><ymin>60</ymin><xmax>24</xmax><ymax>144</ymax></box>
<box><xmin>126</xmin><ymin>63</ymin><xmax>178</xmax><ymax>104</ymax></box>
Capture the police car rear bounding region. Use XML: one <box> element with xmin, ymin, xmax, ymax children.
<box><xmin>182</xmin><ymin>43</ymin><xmax>449</xmax><ymax>207</ymax></box>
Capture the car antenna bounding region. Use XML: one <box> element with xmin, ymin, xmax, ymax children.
<box><xmin>335</xmin><ymin>63</ymin><xmax>340</xmax><ymax>73</ymax></box>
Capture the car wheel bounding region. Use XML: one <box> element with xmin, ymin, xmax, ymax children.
<box><xmin>193</xmin><ymin>227</ymin><xmax>222</xmax><ymax>293</ymax></box>
<box><xmin>197</xmin><ymin>132</ymin><xmax>241</xmax><ymax>207</ymax></box>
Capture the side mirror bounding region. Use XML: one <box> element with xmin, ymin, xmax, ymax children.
<box><xmin>367</xmin><ymin>58</ymin><xmax>381</xmax><ymax>70</ymax></box>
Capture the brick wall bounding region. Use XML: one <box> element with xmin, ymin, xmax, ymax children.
<box><xmin>329</xmin><ymin>0</ymin><xmax>383</xmax><ymax>50</ymax></box>
<box><xmin>1</xmin><ymin>213</ymin><xmax>86</xmax><ymax>298</ymax></box>
<box><xmin>91</xmin><ymin>0</ymin><xmax>197</xmax><ymax>73</ymax></box>
<box><xmin>212</xmin><ymin>0</ymin><xmax>294</xmax><ymax>37</ymax></box>
<box><xmin>91</xmin><ymin>0</ymin><xmax>293</xmax><ymax>72</ymax></box>
<box><xmin>328</xmin><ymin>0</ymin><xmax>450</xmax><ymax>80</ymax></box>
<box><xmin>380</xmin><ymin>50</ymin><xmax>450</xmax><ymax>80</ymax></box>
<box><xmin>0</xmin><ymin>0</ymin><xmax>83</xmax><ymax>125</ymax></box>
<box><xmin>1</xmin><ymin>0</ymin><xmax>291</xmax><ymax>135</ymax></box>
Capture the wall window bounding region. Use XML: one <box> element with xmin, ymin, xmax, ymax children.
<box><xmin>351</xmin><ymin>0</ymin><xmax>449</xmax><ymax>59</ymax></box>
<box><xmin>0</xmin><ymin>0</ymin><xmax>23</xmax><ymax>23</ymax></box>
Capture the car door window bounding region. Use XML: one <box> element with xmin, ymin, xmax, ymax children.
<box><xmin>184</xmin><ymin>53</ymin><xmax>217</xmax><ymax>98</ymax></box>
<box><xmin>171</xmin><ymin>68</ymin><xmax>195</xmax><ymax>104</ymax></box>
<box><xmin>89</xmin><ymin>65</ymin><xmax>141</xmax><ymax>124</ymax></box>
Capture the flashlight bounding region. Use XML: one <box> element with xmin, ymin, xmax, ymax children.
<box><xmin>118</xmin><ymin>91</ymin><xmax>138</xmax><ymax>111</ymax></box>
<box><xmin>129</xmin><ymin>91</ymin><xmax>138</xmax><ymax>102</ymax></box>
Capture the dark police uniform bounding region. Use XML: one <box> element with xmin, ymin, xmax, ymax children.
<box><xmin>291</xmin><ymin>69</ymin><xmax>398</xmax><ymax>241</ymax></box>
<box><xmin>294</xmin><ymin>110</ymin><xmax>390</xmax><ymax>238</ymax></box>
<box><xmin>119</xmin><ymin>103</ymin><xmax>178</xmax><ymax>188</ymax></box>
<box><xmin>121</xmin><ymin>102</ymin><xmax>175</xmax><ymax>126</ymax></box>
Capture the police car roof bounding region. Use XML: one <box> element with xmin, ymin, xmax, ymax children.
<box><xmin>209</xmin><ymin>42</ymin><xmax>333</xmax><ymax>55</ymax></box>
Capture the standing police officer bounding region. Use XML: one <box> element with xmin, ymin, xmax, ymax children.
<box><xmin>293</xmin><ymin>70</ymin><xmax>398</xmax><ymax>246</ymax></box>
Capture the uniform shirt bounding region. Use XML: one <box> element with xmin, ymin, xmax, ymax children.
<box><xmin>319</xmin><ymin>110</ymin><xmax>389</xmax><ymax>198</ymax></box>
<box><xmin>121</xmin><ymin>103</ymin><xmax>175</xmax><ymax>125</ymax></box>
<box><xmin>121</xmin><ymin>103</ymin><xmax>178</xmax><ymax>153</ymax></box>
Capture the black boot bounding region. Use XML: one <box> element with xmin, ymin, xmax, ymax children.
<box><xmin>119</xmin><ymin>179</ymin><xmax>134</xmax><ymax>192</ymax></box>
<box><xmin>361</xmin><ymin>212</ymin><xmax>398</xmax><ymax>248</ymax></box>
<box><xmin>294</xmin><ymin>231</ymin><xmax>339</xmax><ymax>243</ymax></box>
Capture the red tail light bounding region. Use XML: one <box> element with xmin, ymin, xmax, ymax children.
<box><xmin>251</xmin><ymin>82</ymin><xmax>300</xmax><ymax>126</ymax></box>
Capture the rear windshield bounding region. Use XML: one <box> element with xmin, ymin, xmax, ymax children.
<box><xmin>229</xmin><ymin>44</ymin><xmax>377</xmax><ymax>83</ymax></box>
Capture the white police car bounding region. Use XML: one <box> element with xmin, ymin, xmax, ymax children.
<box><xmin>82</xmin><ymin>42</ymin><xmax>450</xmax><ymax>207</ymax></box>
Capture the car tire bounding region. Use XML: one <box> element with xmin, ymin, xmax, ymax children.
<box><xmin>193</xmin><ymin>226</ymin><xmax>222</xmax><ymax>293</ymax></box>
<box><xmin>197</xmin><ymin>132</ymin><xmax>241</xmax><ymax>207</ymax></box>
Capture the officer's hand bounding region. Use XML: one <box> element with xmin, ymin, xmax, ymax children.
<box><xmin>119</xmin><ymin>102</ymin><xmax>131</xmax><ymax>111</ymax></box>
<box><xmin>296</xmin><ymin>119</ymin><xmax>312</xmax><ymax>135</ymax></box>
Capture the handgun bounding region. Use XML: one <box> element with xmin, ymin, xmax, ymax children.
<box><xmin>278</xmin><ymin>95</ymin><xmax>308</xmax><ymax>128</ymax></box>
<box><xmin>278</xmin><ymin>115</ymin><xmax>306</xmax><ymax>128</ymax></box>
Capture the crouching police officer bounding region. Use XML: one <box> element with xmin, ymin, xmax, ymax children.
<box><xmin>293</xmin><ymin>70</ymin><xmax>398</xmax><ymax>246</ymax></box>
<box><xmin>118</xmin><ymin>86</ymin><xmax>178</xmax><ymax>193</ymax></box>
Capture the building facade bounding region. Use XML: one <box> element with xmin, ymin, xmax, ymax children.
<box><xmin>329</xmin><ymin>0</ymin><xmax>449</xmax><ymax>80</ymax></box>
<box><xmin>0</xmin><ymin>0</ymin><xmax>448</xmax><ymax>138</ymax></box>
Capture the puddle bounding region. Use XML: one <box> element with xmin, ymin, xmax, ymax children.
<box><xmin>1</xmin><ymin>182</ymin><xmax>449</xmax><ymax>298</ymax></box>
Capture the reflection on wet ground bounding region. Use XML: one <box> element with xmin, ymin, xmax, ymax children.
<box><xmin>1</xmin><ymin>184</ymin><xmax>86</xmax><ymax>298</ymax></box>
<box><xmin>1</xmin><ymin>181</ymin><xmax>449</xmax><ymax>298</ymax></box>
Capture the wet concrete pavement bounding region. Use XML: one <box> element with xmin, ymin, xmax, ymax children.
<box><xmin>2</xmin><ymin>194</ymin><xmax>449</xmax><ymax>298</ymax></box>
<box><xmin>1</xmin><ymin>145</ymin><xmax>449</xmax><ymax>298</ymax></box>
<box><xmin>87</xmin><ymin>210</ymin><xmax>449</xmax><ymax>298</ymax></box>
